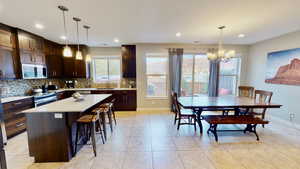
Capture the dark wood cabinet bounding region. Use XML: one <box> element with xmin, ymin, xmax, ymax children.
<box><xmin>63</xmin><ymin>45</ymin><xmax>90</xmax><ymax>78</ymax></box>
<box><xmin>122</xmin><ymin>45</ymin><xmax>136</xmax><ymax>78</ymax></box>
<box><xmin>91</xmin><ymin>90</ymin><xmax>137</xmax><ymax>111</ymax></box>
<box><xmin>18</xmin><ymin>30</ymin><xmax>46</xmax><ymax>65</ymax></box>
<box><xmin>0</xmin><ymin>23</ymin><xmax>19</xmax><ymax>79</ymax></box>
<box><xmin>0</xmin><ymin>48</ymin><xmax>16</xmax><ymax>79</ymax></box>
<box><xmin>3</xmin><ymin>97</ymin><xmax>34</xmax><ymax>138</ymax></box>
<box><xmin>45</xmin><ymin>40</ymin><xmax>63</xmax><ymax>78</ymax></box>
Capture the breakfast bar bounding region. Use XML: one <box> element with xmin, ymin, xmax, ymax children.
<box><xmin>22</xmin><ymin>94</ymin><xmax>112</xmax><ymax>162</ymax></box>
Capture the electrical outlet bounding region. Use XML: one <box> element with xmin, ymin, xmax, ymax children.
<box><xmin>289</xmin><ymin>113</ymin><xmax>295</xmax><ymax>121</ymax></box>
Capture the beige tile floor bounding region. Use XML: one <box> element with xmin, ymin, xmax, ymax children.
<box><xmin>5</xmin><ymin>111</ymin><xmax>300</xmax><ymax>169</ymax></box>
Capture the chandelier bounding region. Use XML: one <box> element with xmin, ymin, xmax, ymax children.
<box><xmin>207</xmin><ymin>26</ymin><xmax>235</xmax><ymax>62</ymax></box>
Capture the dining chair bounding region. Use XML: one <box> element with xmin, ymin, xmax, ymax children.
<box><xmin>238</xmin><ymin>86</ymin><xmax>255</xmax><ymax>98</ymax></box>
<box><xmin>173</xmin><ymin>92</ymin><xmax>197</xmax><ymax>131</ymax></box>
<box><xmin>237</xmin><ymin>86</ymin><xmax>255</xmax><ymax>115</ymax></box>
<box><xmin>249</xmin><ymin>90</ymin><xmax>273</xmax><ymax>127</ymax></box>
<box><xmin>171</xmin><ymin>91</ymin><xmax>179</xmax><ymax>125</ymax></box>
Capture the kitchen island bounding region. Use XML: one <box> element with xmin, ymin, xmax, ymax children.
<box><xmin>22</xmin><ymin>94</ymin><xmax>112</xmax><ymax>162</ymax></box>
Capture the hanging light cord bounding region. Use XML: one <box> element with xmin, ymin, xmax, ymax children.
<box><xmin>62</xmin><ymin>10</ymin><xmax>68</xmax><ymax>46</ymax></box>
<box><xmin>86</xmin><ymin>28</ymin><xmax>89</xmax><ymax>44</ymax></box>
<box><xmin>76</xmin><ymin>21</ymin><xmax>80</xmax><ymax>51</ymax></box>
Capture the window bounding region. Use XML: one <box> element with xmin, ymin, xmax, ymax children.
<box><xmin>146</xmin><ymin>54</ymin><xmax>168</xmax><ymax>97</ymax></box>
<box><xmin>219</xmin><ymin>58</ymin><xmax>241</xmax><ymax>95</ymax></box>
<box><xmin>93</xmin><ymin>56</ymin><xmax>121</xmax><ymax>83</ymax></box>
<box><xmin>181</xmin><ymin>54</ymin><xmax>210</xmax><ymax>96</ymax></box>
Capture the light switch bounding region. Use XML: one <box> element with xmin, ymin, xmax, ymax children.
<box><xmin>54</xmin><ymin>113</ymin><xmax>63</xmax><ymax>119</ymax></box>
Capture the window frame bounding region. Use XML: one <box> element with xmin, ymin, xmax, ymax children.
<box><xmin>181</xmin><ymin>53</ymin><xmax>210</xmax><ymax>97</ymax></box>
<box><xmin>219</xmin><ymin>57</ymin><xmax>241</xmax><ymax>95</ymax></box>
<box><xmin>92</xmin><ymin>55</ymin><xmax>121</xmax><ymax>83</ymax></box>
<box><xmin>145</xmin><ymin>53</ymin><xmax>169</xmax><ymax>99</ymax></box>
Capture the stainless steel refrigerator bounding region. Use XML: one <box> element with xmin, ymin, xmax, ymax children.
<box><xmin>0</xmin><ymin>100</ymin><xmax>7</xmax><ymax>169</ymax></box>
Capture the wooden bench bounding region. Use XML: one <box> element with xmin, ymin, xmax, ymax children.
<box><xmin>202</xmin><ymin>115</ymin><xmax>269</xmax><ymax>142</ymax></box>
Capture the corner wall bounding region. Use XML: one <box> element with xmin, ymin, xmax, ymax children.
<box><xmin>246</xmin><ymin>30</ymin><xmax>300</xmax><ymax>124</ymax></box>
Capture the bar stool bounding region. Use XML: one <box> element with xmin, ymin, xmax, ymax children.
<box><xmin>93</xmin><ymin>106</ymin><xmax>110</xmax><ymax>140</ymax></box>
<box><xmin>75</xmin><ymin>114</ymin><xmax>105</xmax><ymax>157</ymax></box>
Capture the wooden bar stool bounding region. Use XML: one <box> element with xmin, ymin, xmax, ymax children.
<box><xmin>75</xmin><ymin>114</ymin><xmax>104</xmax><ymax>157</ymax></box>
<box><xmin>93</xmin><ymin>106</ymin><xmax>110</xmax><ymax>140</ymax></box>
<box><xmin>99</xmin><ymin>99</ymin><xmax>117</xmax><ymax>132</ymax></box>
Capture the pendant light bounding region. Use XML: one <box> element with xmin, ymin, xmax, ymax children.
<box><xmin>73</xmin><ymin>17</ymin><xmax>83</xmax><ymax>60</ymax></box>
<box><xmin>83</xmin><ymin>25</ymin><xmax>91</xmax><ymax>62</ymax></box>
<box><xmin>58</xmin><ymin>6</ymin><xmax>72</xmax><ymax>57</ymax></box>
<box><xmin>207</xmin><ymin>26</ymin><xmax>235</xmax><ymax>62</ymax></box>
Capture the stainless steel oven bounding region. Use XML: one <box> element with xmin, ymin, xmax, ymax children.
<box><xmin>22</xmin><ymin>64</ymin><xmax>47</xmax><ymax>79</ymax></box>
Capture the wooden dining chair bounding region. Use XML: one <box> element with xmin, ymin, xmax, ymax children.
<box><xmin>171</xmin><ymin>91</ymin><xmax>179</xmax><ymax>125</ymax></box>
<box><xmin>238</xmin><ymin>86</ymin><xmax>255</xmax><ymax>98</ymax></box>
<box><xmin>249</xmin><ymin>90</ymin><xmax>273</xmax><ymax>127</ymax></box>
<box><xmin>173</xmin><ymin>92</ymin><xmax>197</xmax><ymax>131</ymax></box>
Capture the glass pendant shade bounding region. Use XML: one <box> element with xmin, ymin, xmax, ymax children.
<box><xmin>85</xmin><ymin>54</ymin><xmax>91</xmax><ymax>62</ymax></box>
<box><xmin>75</xmin><ymin>50</ymin><xmax>83</xmax><ymax>60</ymax></box>
<box><xmin>63</xmin><ymin>46</ymin><xmax>72</xmax><ymax>57</ymax></box>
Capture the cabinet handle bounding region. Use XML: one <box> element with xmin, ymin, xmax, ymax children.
<box><xmin>16</xmin><ymin>122</ymin><xmax>25</xmax><ymax>127</ymax></box>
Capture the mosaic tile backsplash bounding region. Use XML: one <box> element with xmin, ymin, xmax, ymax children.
<box><xmin>0</xmin><ymin>78</ymin><xmax>135</xmax><ymax>98</ymax></box>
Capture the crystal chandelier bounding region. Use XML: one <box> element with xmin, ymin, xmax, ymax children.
<box><xmin>58</xmin><ymin>6</ymin><xmax>72</xmax><ymax>57</ymax></box>
<box><xmin>207</xmin><ymin>26</ymin><xmax>235</xmax><ymax>62</ymax></box>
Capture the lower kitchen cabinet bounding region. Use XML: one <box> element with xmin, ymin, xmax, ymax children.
<box><xmin>91</xmin><ymin>90</ymin><xmax>137</xmax><ymax>111</ymax></box>
<box><xmin>3</xmin><ymin>97</ymin><xmax>34</xmax><ymax>138</ymax></box>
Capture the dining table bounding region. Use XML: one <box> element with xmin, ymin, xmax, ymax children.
<box><xmin>177</xmin><ymin>95</ymin><xmax>282</xmax><ymax>134</ymax></box>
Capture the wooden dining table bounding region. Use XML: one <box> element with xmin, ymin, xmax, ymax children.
<box><xmin>178</xmin><ymin>95</ymin><xmax>282</xmax><ymax>134</ymax></box>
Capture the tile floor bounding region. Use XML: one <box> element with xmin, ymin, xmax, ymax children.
<box><xmin>5</xmin><ymin>111</ymin><xmax>300</xmax><ymax>169</ymax></box>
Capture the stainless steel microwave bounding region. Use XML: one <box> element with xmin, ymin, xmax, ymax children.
<box><xmin>22</xmin><ymin>64</ymin><xmax>47</xmax><ymax>79</ymax></box>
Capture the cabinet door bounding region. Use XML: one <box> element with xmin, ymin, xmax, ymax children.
<box><xmin>74</xmin><ymin>60</ymin><xmax>86</xmax><ymax>77</ymax></box>
<box><xmin>19</xmin><ymin>35</ymin><xmax>33</xmax><ymax>51</ymax></box>
<box><xmin>0</xmin><ymin>48</ymin><xmax>16</xmax><ymax>79</ymax></box>
<box><xmin>34</xmin><ymin>51</ymin><xmax>46</xmax><ymax>65</ymax></box>
<box><xmin>63</xmin><ymin>57</ymin><xmax>75</xmax><ymax>77</ymax></box>
<box><xmin>0</xmin><ymin>29</ymin><xmax>13</xmax><ymax>48</ymax></box>
<box><xmin>20</xmin><ymin>50</ymin><xmax>34</xmax><ymax>64</ymax></box>
<box><xmin>122</xmin><ymin>45</ymin><xmax>136</xmax><ymax>78</ymax></box>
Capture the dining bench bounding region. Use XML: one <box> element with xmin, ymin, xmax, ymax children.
<box><xmin>202</xmin><ymin>115</ymin><xmax>269</xmax><ymax>142</ymax></box>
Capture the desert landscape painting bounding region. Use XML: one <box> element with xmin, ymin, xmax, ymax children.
<box><xmin>265</xmin><ymin>48</ymin><xmax>300</xmax><ymax>85</ymax></box>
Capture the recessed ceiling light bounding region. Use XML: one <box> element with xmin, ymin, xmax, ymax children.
<box><xmin>238</xmin><ymin>34</ymin><xmax>245</xmax><ymax>38</ymax></box>
<box><xmin>35</xmin><ymin>23</ymin><xmax>44</xmax><ymax>29</ymax></box>
<box><xmin>60</xmin><ymin>36</ymin><xmax>67</xmax><ymax>40</ymax></box>
<box><xmin>176</xmin><ymin>32</ymin><xmax>181</xmax><ymax>37</ymax></box>
<box><xmin>114</xmin><ymin>38</ymin><xmax>120</xmax><ymax>43</ymax></box>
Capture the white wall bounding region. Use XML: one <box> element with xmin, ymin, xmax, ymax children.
<box><xmin>136</xmin><ymin>43</ymin><xmax>249</xmax><ymax>111</ymax></box>
<box><xmin>246</xmin><ymin>30</ymin><xmax>300</xmax><ymax>124</ymax></box>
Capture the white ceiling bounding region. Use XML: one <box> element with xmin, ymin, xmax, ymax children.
<box><xmin>1</xmin><ymin>0</ymin><xmax>300</xmax><ymax>46</ymax></box>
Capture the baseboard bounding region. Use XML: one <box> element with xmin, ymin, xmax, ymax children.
<box><xmin>270</xmin><ymin>115</ymin><xmax>300</xmax><ymax>130</ymax></box>
<box><xmin>137</xmin><ymin>107</ymin><xmax>171</xmax><ymax>112</ymax></box>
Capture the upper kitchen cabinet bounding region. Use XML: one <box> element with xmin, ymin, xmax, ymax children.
<box><xmin>63</xmin><ymin>45</ymin><xmax>90</xmax><ymax>78</ymax></box>
<box><xmin>44</xmin><ymin>40</ymin><xmax>63</xmax><ymax>78</ymax></box>
<box><xmin>0</xmin><ymin>23</ymin><xmax>19</xmax><ymax>79</ymax></box>
<box><xmin>122</xmin><ymin>45</ymin><xmax>136</xmax><ymax>78</ymax></box>
<box><xmin>18</xmin><ymin>30</ymin><xmax>46</xmax><ymax>65</ymax></box>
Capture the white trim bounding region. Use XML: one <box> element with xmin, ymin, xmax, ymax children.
<box><xmin>270</xmin><ymin>115</ymin><xmax>300</xmax><ymax>130</ymax></box>
<box><xmin>145</xmin><ymin>54</ymin><xmax>169</xmax><ymax>98</ymax></box>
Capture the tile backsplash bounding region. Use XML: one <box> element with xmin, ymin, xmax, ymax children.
<box><xmin>0</xmin><ymin>78</ymin><xmax>136</xmax><ymax>98</ymax></box>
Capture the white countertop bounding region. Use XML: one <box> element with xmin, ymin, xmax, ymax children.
<box><xmin>53</xmin><ymin>88</ymin><xmax>137</xmax><ymax>93</ymax></box>
<box><xmin>22</xmin><ymin>94</ymin><xmax>111</xmax><ymax>113</ymax></box>
<box><xmin>1</xmin><ymin>88</ymin><xmax>136</xmax><ymax>103</ymax></box>
<box><xmin>1</xmin><ymin>96</ymin><xmax>33</xmax><ymax>104</ymax></box>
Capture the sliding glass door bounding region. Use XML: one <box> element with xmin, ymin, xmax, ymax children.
<box><xmin>181</xmin><ymin>54</ymin><xmax>210</xmax><ymax>96</ymax></box>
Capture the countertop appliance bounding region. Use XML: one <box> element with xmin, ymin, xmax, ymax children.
<box><xmin>65</xmin><ymin>80</ymin><xmax>75</xmax><ymax>88</ymax></box>
<box><xmin>0</xmin><ymin>98</ymin><xmax>7</xmax><ymax>169</ymax></box>
<box><xmin>33</xmin><ymin>92</ymin><xmax>57</xmax><ymax>107</ymax></box>
<box><xmin>22</xmin><ymin>64</ymin><xmax>47</xmax><ymax>79</ymax></box>
<box><xmin>47</xmin><ymin>85</ymin><xmax>58</xmax><ymax>90</ymax></box>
